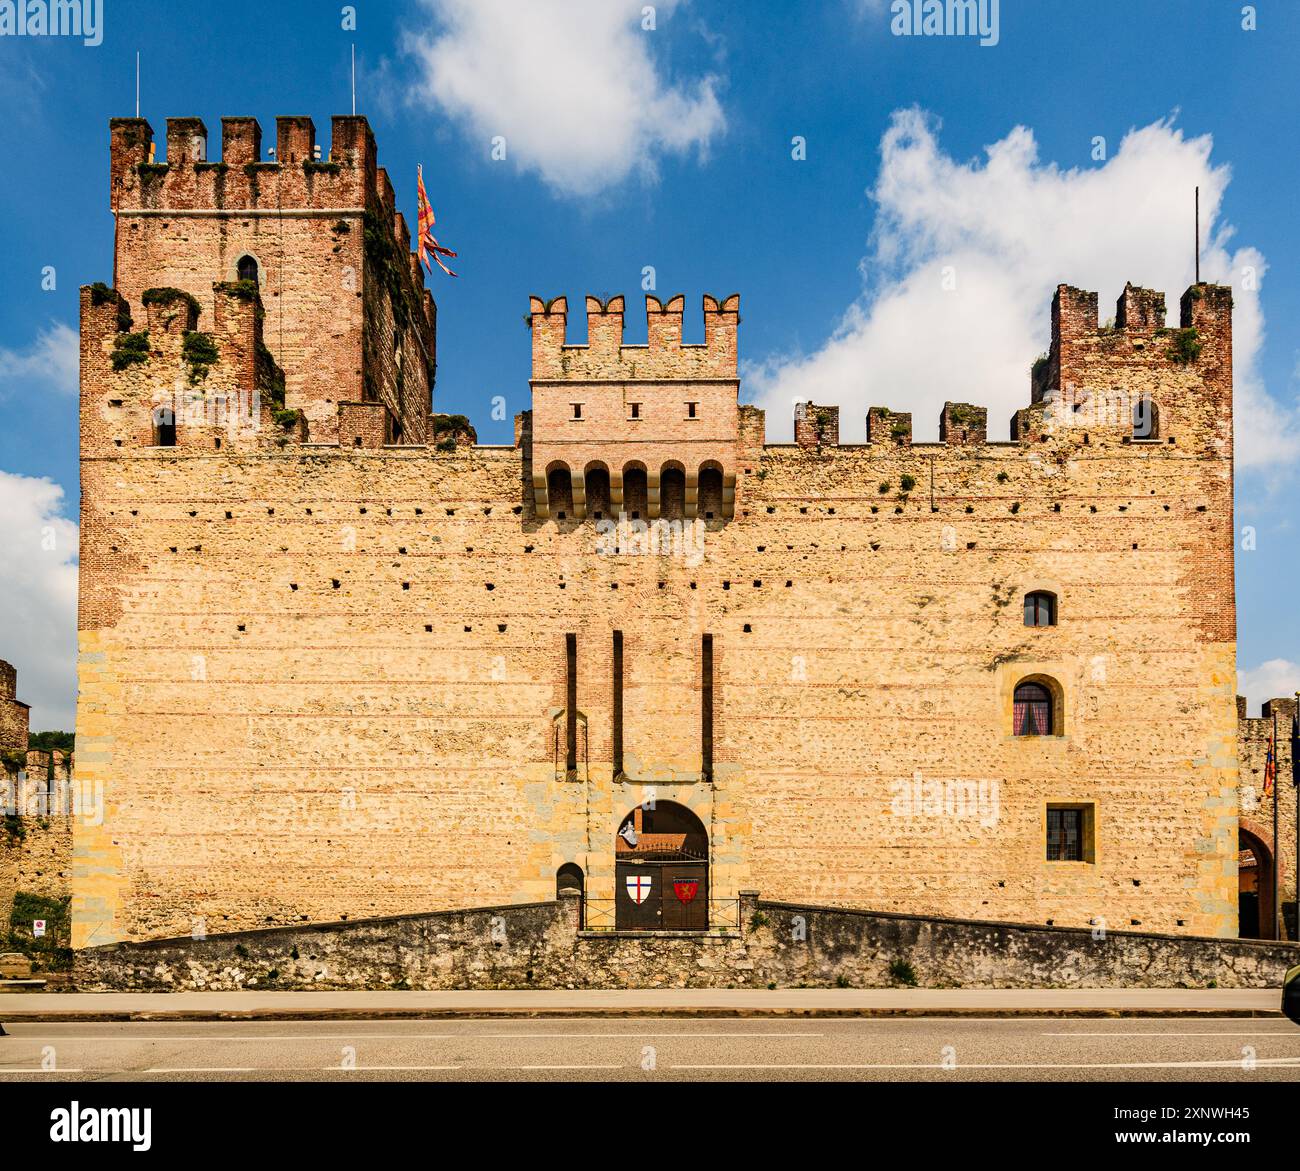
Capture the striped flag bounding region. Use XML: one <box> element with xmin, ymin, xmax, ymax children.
<box><xmin>417</xmin><ymin>165</ymin><xmax>458</xmax><ymax>278</ymax></box>
<box><xmin>1264</xmin><ymin>726</ymin><xmax>1277</xmax><ymax>797</ymax></box>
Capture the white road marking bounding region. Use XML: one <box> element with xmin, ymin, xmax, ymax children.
<box><xmin>512</xmin><ymin>1064</ymin><xmax>625</xmax><ymax>1070</ymax></box>
<box><xmin>0</xmin><ymin>1068</ymin><xmax>84</xmax><ymax>1074</ymax></box>
<box><xmin>324</xmin><ymin>1066</ymin><xmax>461</xmax><ymax>1072</ymax></box>
<box><xmin>145</xmin><ymin>1067</ymin><xmax>257</xmax><ymax>1074</ymax></box>
<box><xmin>1044</xmin><ymin>1031</ymin><xmax>1299</xmax><ymax>1037</ymax></box>
<box><xmin>673</xmin><ymin>1057</ymin><xmax>1300</xmax><ymax>1071</ymax></box>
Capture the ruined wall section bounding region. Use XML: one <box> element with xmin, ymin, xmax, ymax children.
<box><xmin>0</xmin><ymin>659</ymin><xmax>29</xmax><ymax>754</ymax></box>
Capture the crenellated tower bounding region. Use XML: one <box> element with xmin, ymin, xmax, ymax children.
<box><xmin>525</xmin><ymin>294</ymin><xmax>741</xmax><ymax>521</ymax></box>
<box><xmin>103</xmin><ymin>114</ymin><xmax>436</xmax><ymax>444</ymax></box>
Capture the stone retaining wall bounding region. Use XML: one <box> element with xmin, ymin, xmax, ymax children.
<box><xmin>73</xmin><ymin>893</ymin><xmax>1300</xmax><ymax>992</ymax></box>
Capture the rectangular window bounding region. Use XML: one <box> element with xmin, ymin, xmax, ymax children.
<box><xmin>565</xmin><ymin>633</ymin><xmax>577</xmax><ymax>774</ymax></box>
<box><xmin>629</xmin><ymin>402</ymin><xmax>641</xmax><ymax>419</ymax></box>
<box><xmin>1046</xmin><ymin>804</ymin><xmax>1095</xmax><ymax>863</ymax></box>
<box><xmin>612</xmin><ymin>630</ymin><xmax>624</xmax><ymax>777</ymax></box>
<box><xmin>701</xmin><ymin>633</ymin><xmax>714</xmax><ymax>782</ymax></box>
<box><xmin>686</xmin><ymin>402</ymin><xmax>699</xmax><ymax>419</ymax></box>
<box><xmin>571</xmin><ymin>403</ymin><xmax>582</xmax><ymax>420</ymax></box>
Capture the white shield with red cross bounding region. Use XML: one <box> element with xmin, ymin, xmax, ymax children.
<box><xmin>625</xmin><ymin>874</ymin><xmax>653</xmax><ymax>905</ymax></box>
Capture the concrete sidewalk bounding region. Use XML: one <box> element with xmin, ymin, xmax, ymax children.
<box><xmin>0</xmin><ymin>987</ymin><xmax>1287</xmax><ymax>1021</ymax></box>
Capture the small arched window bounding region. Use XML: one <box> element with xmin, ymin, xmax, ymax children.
<box><xmin>236</xmin><ymin>254</ymin><xmax>259</xmax><ymax>284</ymax></box>
<box><xmin>1014</xmin><ymin>681</ymin><xmax>1054</xmax><ymax>737</ymax></box>
<box><xmin>1024</xmin><ymin>591</ymin><xmax>1057</xmax><ymax>627</ymax></box>
<box><xmin>152</xmin><ymin>407</ymin><xmax>176</xmax><ymax>448</ymax></box>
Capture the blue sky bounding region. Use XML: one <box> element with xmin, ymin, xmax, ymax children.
<box><xmin>1</xmin><ymin>0</ymin><xmax>1298</xmax><ymax>726</ymax></box>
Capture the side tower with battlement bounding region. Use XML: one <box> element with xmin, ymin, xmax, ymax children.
<box><xmin>105</xmin><ymin>114</ymin><xmax>435</xmax><ymax>444</ymax></box>
<box><xmin>0</xmin><ymin>659</ymin><xmax>30</xmax><ymax>756</ymax></box>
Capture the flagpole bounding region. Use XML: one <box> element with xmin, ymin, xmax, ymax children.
<box><xmin>1273</xmin><ymin>708</ymin><xmax>1281</xmax><ymax>939</ymax></box>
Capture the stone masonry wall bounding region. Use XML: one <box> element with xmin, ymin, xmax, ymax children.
<box><xmin>78</xmin><ymin>118</ymin><xmax>1243</xmax><ymax>957</ymax></box>
<box><xmin>0</xmin><ymin>659</ymin><xmax>30</xmax><ymax>754</ymax></box>
<box><xmin>75</xmin><ymin>305</ymin><xmax>1240</xmax><ymax>947</ymax></box>
<box><xmin>73</xmin><ymin>893</ymin><xmax>1299</xmax><ymax>992</ymax></box>
<box><xmin>1238</xmin><ymin>696</ymin><xmax>1298</xmax><ymax>935</ymax></box>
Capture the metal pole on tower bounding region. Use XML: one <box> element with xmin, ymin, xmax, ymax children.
<box><xmin>135</xmin><ymin>51</ymin><xmax>140</xmax><ymax>118</ymax></box>
<box><xmin>1195</xmin><ymin>186</ymin><xmax>1200</xmax><ymax>284</ymax></box>
<box><xmin>352</xmin><ymin>44</ymin><xmax>356</xmax><ymax>116</ymax></box>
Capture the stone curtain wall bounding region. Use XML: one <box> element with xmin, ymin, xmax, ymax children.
<box><xmin>74</xmin><ymin>415</ymin><xmax>1239</xmax><ymax>945</ymax></box>
<box><xmin>74</xmin><ymin>894</ymin><xmax>1299</xmax><ymax>992</ymax></box>
<box><xmin>78</xmin><ymin>159</ymin><xmax>1242</xmax><ymax>956</ymax></box>
<box><xmin>1238</xmin><ymin>697</ymin><xmax>1298</xmax><ymax>934</ymax></box>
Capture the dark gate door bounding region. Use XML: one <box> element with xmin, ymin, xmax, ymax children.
<box><xmin>1239</xmin><ymin>891</ymin><xmax>1260</xmax><ymax>939</ymax></box>
<box><xmin>661</xmin><ymin>862</ymin><xmax>708</xmax><ymax>930</ymax></box>
<box><xmin>615</xmin><ymin>862</ymin><xmax>662</xmax><ymax>930</ymax></box>
<box><xmin>615</xmin><ymin>861</ymin><xmax>710</xmax><ymax>930</ymax></box>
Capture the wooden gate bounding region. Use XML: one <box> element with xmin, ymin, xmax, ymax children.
<box><xmin>614</xmin><ymin>801</ymin><xmax>710</xmax><ymax>931</ymax></box>
<box><xmin>614</xmin><ymin>860</ymin><xmax>709</xmax><ymax>930</ymax></box>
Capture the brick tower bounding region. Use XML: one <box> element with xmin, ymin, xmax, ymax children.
<box><xmin>104</xmin><ymin>114</ymin><xmax>435</xmax><ymax>444</ymax></box>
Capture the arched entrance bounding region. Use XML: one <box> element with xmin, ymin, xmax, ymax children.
<box><xmin>556</xmin><ymin>863</ymin><xmax>585</xmax><ymax>929</ymax></box>
<box><xmin>615</xmin><ymin>801</ymin><xmax>709</xmax><ymax>930</ymax></box>
<box><xmin>1239</xmin><ymin>824</ymin><xmax>1275</xmax><ymax>940</ymax></box>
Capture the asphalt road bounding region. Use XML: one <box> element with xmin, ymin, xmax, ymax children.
<box><xmin>2</xmin><ymin>1017</ymin><xmax>1299</xmax><ymax>1081</ymax></box>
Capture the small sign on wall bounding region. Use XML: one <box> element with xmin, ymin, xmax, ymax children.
<box><xmin>33</xmin><ymin>920</ymin><xmax>46</xmax><ymax>938</ymax></box>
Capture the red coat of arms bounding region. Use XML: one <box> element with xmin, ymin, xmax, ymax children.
<box><xmin>673</xmin><ymin>879</ymin><xmax>700</xmax><ymax>904</ymax></box>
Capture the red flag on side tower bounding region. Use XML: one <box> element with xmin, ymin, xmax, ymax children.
<box><xmin>417</xmin><ymin>165</ymin><xmax>458</xmax><ymax>277</ymax></box>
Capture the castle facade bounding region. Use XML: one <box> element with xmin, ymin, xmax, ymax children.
<box><xmin>74</xmin><ymin>114</ymin><xmax>1250</xmax><ymax>948</ymax></box>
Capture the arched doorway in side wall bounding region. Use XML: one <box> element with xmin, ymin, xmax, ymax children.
<box><xmin>615</xmin><ymin>801</ymin><xmax>709</xmax><ymax>931</ymax></box>
<box><xmin>556</xmin><ymin>863</ymin><xmax>585</xmax><ymax>929</ymax></box>
<box><xmin>1239</xmin><ymin>825</ymin><xmax>1276</xmax><ymax>939</ymax></box>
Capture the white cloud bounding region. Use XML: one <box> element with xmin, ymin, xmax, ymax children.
<box><xmin>1239</xmin><ymin>659</ymin><xmax>1300</xmax><ymax>715</ymax></box>
<box><xmin>0</xmin><ymin>472</ymin><xmax>78</xmax><ymax>730</ymax></box>
<box><xmin>746</xmin><ymin>109</ymin><xmax>1295</xmax><ymax>470</ymax></box>
<box><xmin>0</xmin><ymin>321</ymin><xmax>79</xmax><ymax>397</ymax></box>
<box><xmin>405</xmin><ymin>0</ymin><xmax>725</xmax><ymax>197</ymax></box>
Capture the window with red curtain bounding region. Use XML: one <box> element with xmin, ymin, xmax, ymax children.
<box><xmin>1014</xmin><ymin>681</ymin><xmax>1054</xmax><ymax>736</ymax></box>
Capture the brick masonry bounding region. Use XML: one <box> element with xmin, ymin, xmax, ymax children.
<box><xmin>73</xmin><ymin>114</ymin><xmax>1250</xmax><ymax>951</ymax></box>
<box><xmin>0</xmin><ymin>659</ymin><xmax>30</xmax><ymax>754</ymax></box>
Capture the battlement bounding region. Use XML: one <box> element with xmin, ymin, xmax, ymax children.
<box><xmin>529</xmin><ymin>294</ymin><xmax>740</xmax><ymax>382</ymax></box>
<box><xmin>0</xmin><ymin>658</ymin><xmax>31</xmax><ymax>756</ymax></box>
<box><xmin>110</xmin><ymin>114</ymin><xmax>378</xmax><ymax>213</ymax></box>
<box><xmin>527</xmin><ymin>293</ymin><xmax>742</xmax><ymax>523</ymax></box>
<box><xmin>79</xmin><ymin>281</ymin><xmax>292</xmax><ymax>453</ymax></box>
<box><xmin>103</xmin><ymin>113</ymin><xmax>436</xmax><ymax>445</ymax></box>
<box><xmin>1043</xmin><ymin>281</ymin><xmax>1233</xmax><ymax>412</ymax></box>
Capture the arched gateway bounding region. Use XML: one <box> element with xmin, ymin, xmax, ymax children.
<box><xmin>614</xmin><ymin>801</ymin><xmax>709</xmax><ymax>930</ymax></box>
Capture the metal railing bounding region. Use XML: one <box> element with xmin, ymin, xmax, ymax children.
<box><xmin>580</xmin><ymin>898</ymin><xmax>740</xmax><ymax>933</ymax></box>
